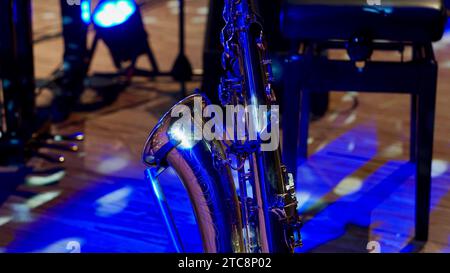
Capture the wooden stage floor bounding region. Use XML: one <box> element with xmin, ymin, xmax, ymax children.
<box><xmin>0</xmin><ymin>0</ymin><xmax>449</xmax><ymax>253</ymax></box>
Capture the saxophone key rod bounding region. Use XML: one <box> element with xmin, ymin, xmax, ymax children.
<box><xmin>145</xmin><ymin>168</ymin><xmax>184</xmax><ymax>253</ymax></box>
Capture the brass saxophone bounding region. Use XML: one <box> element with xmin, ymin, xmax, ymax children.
<box><xmin>143</xmin><ymin>0</ymin><xmax>301</xmax><ymax>253</ymax></box>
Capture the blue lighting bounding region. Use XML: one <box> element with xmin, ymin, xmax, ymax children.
<box><xmin>81</xmin><ymin>0</ymin><xmax>91</xmax><ymax>24</ymax></box>
<box><xmin>93</xmin><ymin>0</ymin><xmax>137</xmax><ymax>28</ymax></box>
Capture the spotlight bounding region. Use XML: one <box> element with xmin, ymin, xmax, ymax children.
<box><xmin>82</xmin><ymin>0</ymin><xmax>158</xmax><ymax>71</ymax></box>
<box><xmin>92</xmin><ymin>0</ymin><xmax>136</xmax><ymax>28</ymax></box>
<box><xmin>81</xmin><ymin>0</ymin><xmax>136</xmax><ymax>27</ymax></box>
<box><xmin>80</xmin><ymin>0</ymin><xmax>194</xmax><ymax>97</ymax></box>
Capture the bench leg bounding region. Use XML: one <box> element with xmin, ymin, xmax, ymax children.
<box><xmin>410</xmin><ymin>94</ymin><xmax>418</xmax><ymax>162</ymax></box>
<box><xmin>415</xmin><ymin>64</ymin><xmax>437</xmax><ymax>242</ymax></box>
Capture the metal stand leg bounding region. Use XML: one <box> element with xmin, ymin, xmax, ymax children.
<box><xmin>171</xmin><ymin>0</ymin><xmax>193</xmax><ymax>97</ymax></box>
<box><xmin>146</xmin><ymin>42</ymin><xmax>160</xmax><ymax>75</ymax></box>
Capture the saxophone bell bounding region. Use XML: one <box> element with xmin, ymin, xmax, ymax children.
<box><xmin>143</xmin><ymin>94</ymin><xmax>245</xmax><ymax>253</ymax></box>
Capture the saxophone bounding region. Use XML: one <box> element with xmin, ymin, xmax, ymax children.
<box><xmin>142</xmin><ymin>0</ymin><xmax>301</xmax><ymax>253</ymax></box>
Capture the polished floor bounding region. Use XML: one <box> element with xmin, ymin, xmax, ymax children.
<box><xmin>0</xmin><ymin>0</ymin><xmax>449</xmax><ymax>253</ymax></box>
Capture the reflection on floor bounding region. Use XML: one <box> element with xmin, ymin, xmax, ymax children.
<box><xmin>0</xmin><ymin>1</ymin><xmax>449</xmax><ymax>253</ymax></box>
<box><xmin>297</xmin><ymin>122</ymin><xmax>450</xmax><ymax>253</ymax></box>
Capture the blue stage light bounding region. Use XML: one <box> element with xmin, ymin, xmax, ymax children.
<box><xmin>85</xmin><ymin>0</ymin><xmax>154</xmax><ymax>72</ymax></box>
<box><xmin>92</xmin><ymin>0</ymin><xmax>137</xmax><ymax>28</ymax></box>
<box><xmin>81</xmin><ymin>0</ymin><xmax>91</xmax><ymax>24</ymax></box>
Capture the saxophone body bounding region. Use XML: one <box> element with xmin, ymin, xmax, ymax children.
<box><xmin>143</xmin><ymin>0</ymin><xmax>301</xmax><ymax>253</ymax></box>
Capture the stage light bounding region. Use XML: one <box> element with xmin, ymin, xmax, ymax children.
<box><xmin>85</xmin><ymin>0</ymin><xmax>154</xmax><ymax>70</ymax></box>
<box><xmin>92</xmin><ymin>0</ymin><xmax>137</xmax><ymax>28</ymax></box>
<box><xmin>81</xmin><ymin>0</ymin><xmax>91</xmax><ymax>24</ymax></box>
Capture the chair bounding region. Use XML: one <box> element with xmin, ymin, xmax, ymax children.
<box><xmin>280</xmin><ymin>0</ymin><xmax>447</xmax><ymax>241</ymax></box>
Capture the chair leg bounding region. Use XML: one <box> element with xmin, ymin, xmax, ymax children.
<box><xmin>410</xmin><ymin>94</ymin><xmax>418</xmax><ymax>162</ymax></box>
<box><xmin>282</xmin><ymin>55</ymin><xmax>302</xmax><ymax>177</ymax></box>
<box><xmin>415</xmin><ymin>65</ymin><xmax>437</xmax><ymax>242</ymax></box>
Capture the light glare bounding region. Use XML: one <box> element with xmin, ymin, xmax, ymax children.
<box><xmin>93</xmin><ymin>0</ymin><xmax>137</xmax><ymax>28</ymax></box>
